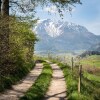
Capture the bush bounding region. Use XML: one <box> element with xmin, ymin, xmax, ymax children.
<box><xmin>0</xmin><ymin>17</ymin><xmax>37</xmax><ymax>92</ymax></box>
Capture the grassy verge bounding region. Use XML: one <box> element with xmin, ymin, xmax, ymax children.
<box><xmin>80</xmin><ymin>55</ymin><xmax>100</xmax><ymax>68</ymax></box>
<box><xmin>0</xmin><ymin>62</ymin><xmax>34</xmax><ymax>92</ymax></box>
<box><xmin>49</xmin><ymin>56</ymin><xmax>100</xmax><ymax>100</ymax></box>
<box><xmin>83</xmin><ymin>72</ymin><xmax>100</xmax><ymax>83</ymax></box>
<box><xmin>82</xmin><ymin>72</ymin><xmax>100</xmax><ymax>100</ymax></box>
<box><xmin>58</xmin><ymin>63</ymin><xmax>95</xmax><ymax>100</ymax></box>
<box><xmin>20</xmin><ymin>62</ymin><xmax>52</xmax><ymax>100</ymax></box>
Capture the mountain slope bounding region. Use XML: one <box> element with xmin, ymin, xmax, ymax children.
<box><xmin>34</xmin><ymin>19</ymin><xmax>100</xmax><ymax>52</ymax></box>
<box><xmin>89</xmin><ymin>43</ymin><xmax>100</xmax><ymax>51</ymax></box>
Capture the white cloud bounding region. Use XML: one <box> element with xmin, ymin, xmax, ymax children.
<box><xmin>87</xmin><ymin>22</ymin><xmax>100</xmax><ymax>35</ymax></box>
<box><xmin>85</xmin><ymin>17</ymin><xmax>100</xmax><ymax>35</ymax></box>
<box><xmin>44</xmin><ymin>6</ymin><xmax>58</xmax><ymax>13</ymax></box>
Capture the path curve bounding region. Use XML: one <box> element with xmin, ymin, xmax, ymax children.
<box><xmin>44</xmin><ymin>64</ymin><xmax>67</xmax><ymax>100</ymax></box>
<box><xmin>0</xmin><ymin>63</ymin><xmax>43</xmax><ymax>100</ymax></box>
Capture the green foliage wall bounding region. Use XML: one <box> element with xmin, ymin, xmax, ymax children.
<box><xmin>0</xmin><ymin>17</ymin><xmax>37</xmax><ymax>91</ymax></box>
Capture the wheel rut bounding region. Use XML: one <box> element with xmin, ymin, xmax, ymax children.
<box><xmin>44</xmin><ymin>64</ymin><xmax>67</xmax><ymax>100</ymax></box>
<box><xmin>0</xmin><ymin>63</ymin><xmax>43</xmax><ymax>100</ymax></box>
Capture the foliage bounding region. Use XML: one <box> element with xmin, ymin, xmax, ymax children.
<box><xmin>0</xmin><ymin>62</ymin><xmax>34</xmax><ymax>92</ymax></box>
<box><xmin>58</xmin><ymin>62</ymin><xmax>100</xmax><ymax>100</ymax></box>
<box><xmin>0</xmin><ymin>16</ymin><xmax>37</xmax><ymax>92</ymax></box>
<box><xmin>20</xmin><ymin>62</ymin><xmax>52</xmax><ymax>100</ymax></box>
<box><xmin>58</xmin><ymin>63</ymin><xmax>78</xmax><ymax>98</ymax></box>
<box><xmin>79</xmin><ymin>51</ymin><xmax>100</xmax><ymax>58</ymax></box>
<box><xmin>83</xmin><ymin>72</ymin><xmax>100</xmax><ymax>83</ymax></box>
<box><xmin>80</xmin><ymin>55</ymin><xmax>100</xmax><ymax>68</ymax></box>
<box><xmin>49</xmin><ymin>55</ymin><xmax>100</xmax><ymax>100</ymax></box>
<box><xmin>8</xmin><ymin>0</ymin><xmax>82</xmax><ymax>19</ymax></box>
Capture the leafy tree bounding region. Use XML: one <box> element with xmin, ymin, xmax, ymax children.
<box><xmin>0</xmin><ymin>0</ymin><xmax>81</xmax><ymax>91</ymax></box>
<box><xmin>0</xmin><ymin>0</ymin><xmax>1</xmax><ymax>13</ymax></box>
<box><xmin>1</xmin><ymin>0</ymin><xmax>9</xmax><ymax>16</ymax></box>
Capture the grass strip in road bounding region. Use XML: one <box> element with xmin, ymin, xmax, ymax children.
<box><xmin>20</xmin><ymin>62</ymin><xmax>53</xmax><ymax>100</ymax></box>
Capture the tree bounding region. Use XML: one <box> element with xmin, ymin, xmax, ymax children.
<box><xmin>0</xmin><ymin>0</ymin><xmax>81</xmax><ymax>73</ymax></box>
<box><xmin>0</xmin><ymin>0</ymin><xmax>81</xmax><ymax>91</ymax></box>
<box><xmin>0</xmin><ymin>0</ymin><xmax>9</xmax><ymax>68</ymax></box>
<box><xmin>8</xmin><ymin>0</ymin><xmax>81</xmax><ymax>18</ymax></box>
<box><xmin>0</xmin><ymin>0</ymin><xmax>1</xmax><ymax>14</ymax></box>
<box><xmin>1</xmin><ymin>0</ymin><xmax>9</xmax><ymax>16</ymax></box>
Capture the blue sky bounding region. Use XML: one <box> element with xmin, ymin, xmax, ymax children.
<box><xmin>35</xmin><ymin>0</ymin><xmax>100</xmax><ymax>35</ymax></box>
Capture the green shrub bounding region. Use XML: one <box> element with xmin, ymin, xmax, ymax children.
<box><xmin>0</xmin><ymin>17</ymin><xmax>37</xmax><ymax>92</ymax></box>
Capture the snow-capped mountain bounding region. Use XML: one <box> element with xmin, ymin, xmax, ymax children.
<box><xmin>34</xmin><ymin>19</ymin><xmax>62</xmax><ymax>37</ymax></box>
<box><xmin>34</xmin><ymin>19</ymin><xmax>100</xmax><ymax>52</ymax></box>
<box><xmin>34</xmin><ymin>19</ymin><xmax>89</xmax><ymax>37</ymax></box>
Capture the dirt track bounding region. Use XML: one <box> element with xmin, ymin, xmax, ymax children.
<box><xmin>44</xmin><ymin>64</ymin><xmax>67</xmax><ymax>100</ymax></box>
<box><xmin>0</xmin><ymin>63</ymin><xmax>43</xmax><ymax>100</ymax></box>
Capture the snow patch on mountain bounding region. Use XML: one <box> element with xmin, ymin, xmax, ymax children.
<box><xmin>34</xmin><ymin>19</ymin><xmax>100</xmax><ymax>51</ymax></box>
<box><xmin>44</xmin><ymin>21</ymin><xmax>63</xmax><ymax>37</ymax></box>
<box><xmin>34</xmin><ymin>19</ymin><xmax>89</xmax><ymax>37</ymax></box>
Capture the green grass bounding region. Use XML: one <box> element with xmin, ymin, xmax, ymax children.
<box><xmin>83</xmin><ymin>72</ymin><xmax>100</xmax><ymax>83</ymax></box>
<box><xmin>20</xmin><ymin>62</ymin><xmax>52</xmax><ymax>100</ymax></box>
<box><xmin>81</xmin><ymin>76</ymin><xmax>100</xmax><ymax>100</ymax></box>
<box><xmin>49</xmin><ymin>55</ymin><xmax>100</xmax><ymax>100</ymax></box>
<box><xmin>0</xmin><ymin>62</ymin><xmax>34</xmax><ymax>92</ymax></box>
<box><xmin>80</xmin><ymin>55</ymin><xmax>100</xmax><ymax>68</ymax></box>
<box><xmin>58</xmin><ymin>63</ymin><xmax>81</xmax><ymax>99</ymax></box>
<box><xmin>57</xmin><ymin>63</ymin><xmax>98</xmax><ymax>100</ymax></box>
<box><xmin>80</xmin><ymin>55</ymin><xmax>100</xmax><ymax>76</ymax></box>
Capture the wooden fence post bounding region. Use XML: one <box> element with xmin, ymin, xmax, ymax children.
<box><xmin>71</xmin><ymin>57</ymin><xmax>74</xmax><ymax>71</ymax></box>
<box><xmin>64</xmin><ymin>56</ymin><xmax>66</xmax><ymax>63</ymax></box>
<box><xmin>78</xmin><ymin>64</ymin><xmax>82</xmax><ymax>93</ymax></box>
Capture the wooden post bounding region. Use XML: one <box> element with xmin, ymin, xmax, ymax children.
<box><xmin>48</xmin><ymin>51</ymin><xmax>50</xmax><ymax>59</ymax></box>
<box><xmin>64</xmin><ymin>56</ymin><xmax>66</xmax><ymax>63</ymax></box>
<box><xmin>78</xmin><ymin>64</ymin><xmax>82</xmax><ymax>93</ymax></box>
<box><xmin>71</xmin><ymin>57</ymin><xmax>74</xmax><ymax>71</ymax></box>
<box><xmin>93</xmin><ymin>61</ymin><xmax>96</xmax><ymax>72</ymax></box>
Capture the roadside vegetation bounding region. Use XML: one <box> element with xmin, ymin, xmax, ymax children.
<box><xmin>80</xmin><ymin>55</ymin><xmax>100</xmax><ymax>68</ymax></box>
<box><xmin>49</xmin><ymin>55</ymin><xmax>100</xmax><ymax>100</ymax></box>
<box><xmin>20</xmin><ymin>62</ymin><xmax>53</xmax><ymax>100</ymax></box>
<box><xmin>59</xmin><ymin>63</ymin><xmax>100</xmax><ymax>100</ymax></box>
<box><xmin>0</xmin><ymin>17</ymin><xmax>37</xmax><ymax>92</ymax></box>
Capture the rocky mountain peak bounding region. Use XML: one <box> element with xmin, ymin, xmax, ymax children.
<box><xmin>35</xmin><ymin>19</ymin><xmax>89</xmax><ymax>38</ymax></box>
<box><xmin>34</xmin><ymin>19</ymin><xmax>100</xmax><ymax>51</ymax></box>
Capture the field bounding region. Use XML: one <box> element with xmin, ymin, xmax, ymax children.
<box><xmin>80</xmin><ymin>55</ymin><xmax>100</xmax><ymax>68</ymax></box>
<box><xmin>80</xmin><ymin>55</ymin><xmax>100</xmax><ymax>76</ymax></box>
